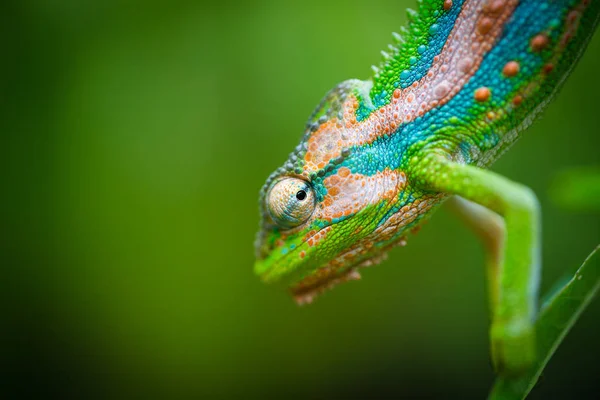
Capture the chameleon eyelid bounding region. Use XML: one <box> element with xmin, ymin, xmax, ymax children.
<box><xmin>266</xmin><ymin>177</ymin><xmax>316</xmax><ymax>228</ymax></box>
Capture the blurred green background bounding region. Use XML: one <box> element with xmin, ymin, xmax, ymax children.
<box><xmin>4</xmin><ymin>0</ymin><xmax>600</xmax><ymax>398</ymax></box>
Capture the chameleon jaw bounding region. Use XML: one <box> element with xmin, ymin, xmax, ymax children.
<box><xmin>292</xmin><ymin>267</ymin><xmax>363</xmax><ymax>306</ymax></box>
<box><xmin>290</xmin><ymin>244</ymin><xmax>396</xmax><ymax>305</ymax></box>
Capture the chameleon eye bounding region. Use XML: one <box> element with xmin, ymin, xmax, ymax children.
<box><xmin>267</xmin><ymin>178</ymin><xmax>315</xmax><ymax>228</ymax></box>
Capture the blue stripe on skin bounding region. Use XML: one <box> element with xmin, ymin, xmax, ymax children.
<box><xmin>341</xmin><ymin>0</ymin><xmax>571</xmax><ymax>178</ymax></box>
<box><xmin>360</xmin><ymin>0</ymin><xmax>467</xmax><ymax>119</ymax></box>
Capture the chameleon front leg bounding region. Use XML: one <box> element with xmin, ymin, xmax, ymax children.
<box><xmin>447</xmin><ymin>196</ymin><xmax>505</xmax><ymax>315</ymax></box>
<box><xmin>412</xmin><ymin>153</ymin><xmax>541</xmax><ymax>375</ymax></box>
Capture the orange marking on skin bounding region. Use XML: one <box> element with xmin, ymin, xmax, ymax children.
<box><xmin>474</xmin><ymin>87</ymin><xmax>491</xmax><ymax>102</ymax></box>
<box><xmin>299</xmin><ymin>251</ymin><xmax>306</xmax><ymax>259</ymax></box>
<box><xmin>443</xmin><ymin>0</ymin><xmax>452</xmax><ymax>11</ymax></box>
<box><xmin>306</xmin><ymin>226</ymin><xmax>331</xmax><ymax>248</ymax></box>
<box><xmin>512</xmin><ymin>95</ymin><xmax>523</xmax><ymax>106</ymax></box>
<box><xmin>530</xmin><ymin>34</ymin><xmax>549</xmax><ymax>52</ymax></box>
<box><xmin>485</xmin><ymin>0</ymin><xmax>504</xmax><ymax>14</ymax></box>
<box><xmin>561</xmin><ymin>32</ymin><xmax>573</xmax><ymax>47</ymax></box>
<box><xmin>303</xmin><ymin>120</ymin><xmax>344</xmax><ymax>170</ymax></box>
<box><xmin>567</xmin><ymin>10</ymin><xmax>579</xmax><ymax>24</ymax></box>
<box><xmin>560</xmin><ymin>7</ymin><xmax>584</xmax><ymax>48</ymax></box>
<box><xmin>338</xmin><ymin>167</ymin><xmax>350</xmax><ymax>178</ymax></box>
<box><xmin>318</xmin><ymin>169</ymin><xmax>406</xmax><ymax>222</ymax></box>
<box><xmin>477</xmin><ymin>17</ymin><xmax>494</xmax><ymax>35</ymax></box>
<box><xmin>502</xmin><ymin>61</ymin><xmax>520</xmax><ymax>77</ymax></box>
<box><xmin>543</xmin><ymin>63</ymin><xmax>554</xmax><ymax>74</ymax></box>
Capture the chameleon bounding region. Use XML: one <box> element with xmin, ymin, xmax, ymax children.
<box><xmin>254</xmin><ymin>0</ymin><xmax>600</xmax><ymax>375</ymax></box>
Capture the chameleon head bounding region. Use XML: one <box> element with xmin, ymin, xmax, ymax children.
<box><xmin>254</xmin><ymin>171</ymin><xmax>400</xmax><ymax>304</ymax></box>
<box><xmin>254</xmin><ymin>80</ymin><xmax>427</xmax><ymax>304</ymax></box>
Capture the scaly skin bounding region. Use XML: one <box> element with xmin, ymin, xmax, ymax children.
<box><xmin>254</xmin><ymin>0</ymin><xmax>600</xmax><ymax>374</ymax></box>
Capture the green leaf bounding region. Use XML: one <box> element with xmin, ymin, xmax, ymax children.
<box><xmin>488</xmin><ymin>245</ymin><xmax>600</xmax><ymax>400</ymax></box>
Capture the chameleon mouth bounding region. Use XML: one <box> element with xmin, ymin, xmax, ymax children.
<box><xmin>253</xmin><ymin>224</ymin><xmax>333</xmax><ymax>282</ymax></box>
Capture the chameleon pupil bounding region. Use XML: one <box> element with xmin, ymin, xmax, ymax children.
<box><xmin>296</xmin><ymin>190</ymin><xmax>307</xmax><ymax>201</ymax></box>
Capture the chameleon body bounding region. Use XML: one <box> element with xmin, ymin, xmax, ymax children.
<box><xmin>255</xmin><ymin>0</ymin><xmax>600</xmax><ymax>374</ymax></box>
